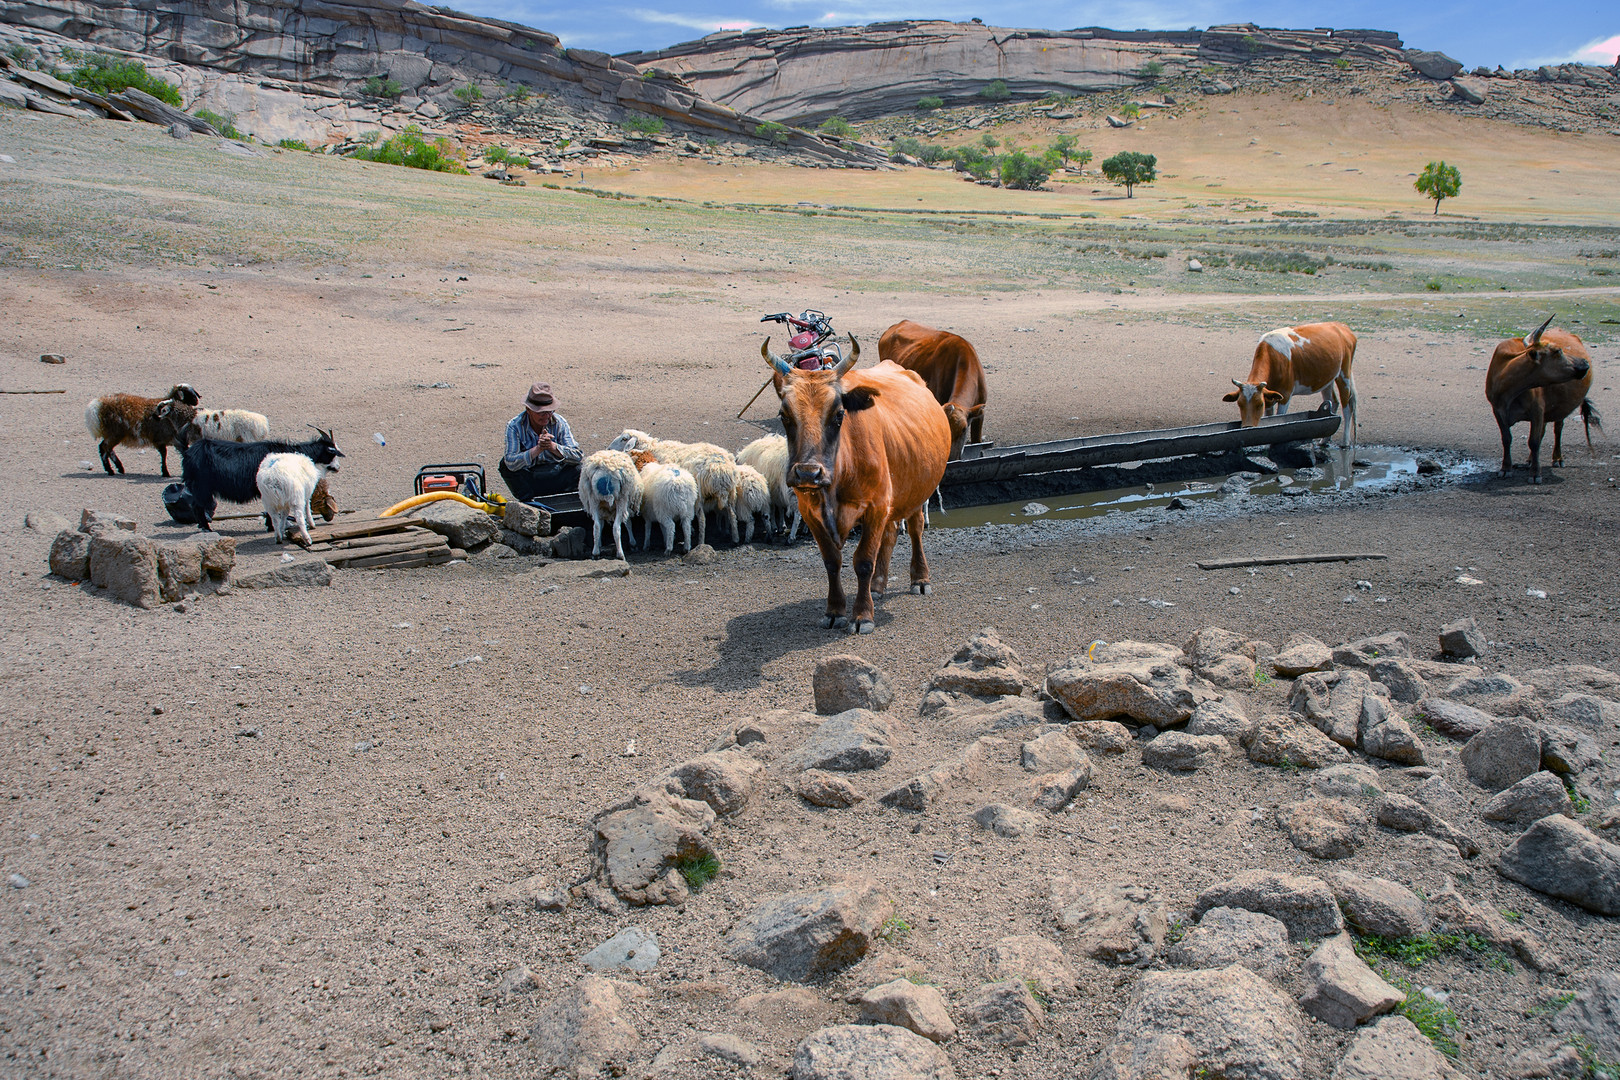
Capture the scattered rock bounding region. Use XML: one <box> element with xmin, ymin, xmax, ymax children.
<box><xmin>696</xmin><ymin>1033</ymin><xmax>763</xmax><ymax>1067</ymax></box>
<box><xmin>796</xmin><ymin>770</ymin><xmax>864</xmax><ymax>808</ymax></box>
<box><xmin>1411</xmin><ymin>775</ymin><xmax>1471</xmax><ymax>821</ymax></box>
<box><xmin>973</xmin><ymin>802</ymin><xmax>1041</xmax><ymax>838</ymax></box>
<box><xmin>1497</xmin><ymin>815</ymin><xmax>1620</xmax><ymax>915</ymax></box>
<box><xmin>486</xmin><ymin>872</ymin><xmax>568</xmax><ymax>913</ymax></box>
<box><xmin>1369</xmin><ymin>658</ymin><xmax>1429</xmax><ymax>705</ymax></box>
<box><xmin>581</xmin><ymin>926</ymin><xmax>659</xmax><ymax>972</ymax></box>
<box><xmin>779</xmin><ymin>710</ymin><xmax>894</xmax><ymax>773</ymax></box>
<box><xmin>79</xmin><ymin>508</ymin><xmax>137</xmax><ymax>534</ymax></box>
<box><xmin>881</xmin><ymin>739</ymin><xmax>993</xmax><ymax>812</ymax></box>
<box><xmin>790</xmin><ymin>1024</ymin><xmax>955</xmax><ymax>1080</ymax></box>
<box><xmin>503</xmin><ymin>498</ymin><xmax>548</xmax><ymax>538</ymax></box>
<box><xmin>937</xmin><ymin>694</ymin><xmax>1049</xmax><ymax>730</ymax></box>
<box><xmin>956</xmin><ymin>979</ymin><xmax>1043</xmax><ymax>1045</ymax></box>
<box><xmin>1461</xmin><ymin>719</ymin><xmax>1545</xmax><ymax>791</ymax></box>
<box><xmin>928</xmin><ymin>627</ymin><xmax>1028</xmax><ymax>697</ymax></box>
<box><xmin>659</xmin><ymin>750</ymin><xmax>764</xmax><ymax>817</ymax></box>
<box><xmin>1187</xmin><ymin>695</ymin><xmax>1254</xmax><ymax>742</ymax></box>
<box><xmin>1168</xmin><ymin>906</ymin><xmax>1291</xmax><ymax>979</ymax></box>
<box><xmin>232</xmin><ymin>559</ymin><xmax>333</xmax><ymax>590</ymax></box>
<box><xmin>1300</xmin><ymin>934</ymin><xmax>1404</xmax><ymax>1030</ymax></box>
<box><xmin>407</xmin><ymin>499</ymin><xmax>501</xmax><ymax>550</ymax></box>
<box><xmin>1406</xmin><ymin>49</ymin><xmax>1464</xmax><ymax>79</ymax></box>
<box><xmin>987</xmin><ymin>934</ymin><xmax>1076</xmax><ymax>997</ymax></box>
<box><xmin>1326</xmin><ymin>872</ymin><xmax>1430</xmax><ymax>939</ymax></box>
<box><xmin>1552</xmin><ymin>972</ymin><xmax>1620</xmax><ymax>1063</ymax></box>
<box><xmin>1543</xmin><ymin>692</ymin><xmax>1620</xmax><ymax>729</ymax></box>
<box><xmin>814</xmin><ymin>654</ymin><xmax>895</xmax><ymax>714</ymax></box>
<box><xmin>25</xmin><ymin>509</ymin><xmax>72</xmax><ymax>533</ymax></box>
<box><xmin>1331</xmin><ymin>1014</ymin><xmax>1461</xmax><ymax>1079</ymax></box>
<box><xmin>1194</xmin><ymin>870</ymin><xmax>1344</xmax><ymax>941</ymax></box>
<box><xmin>530</xmin><ymin>976</ymin><xmax>641</xmax><ymax>1080</ymax></box>
<box><xmin>1278</xmin><ymin>799</ymin><xmax>1371</xmax><ymax>860</ymax></box>
<box><xmin>1523</xmin><ymin>665</ymin><xmax>1620</xmax><ymax>701</ymax></box>
<box><xmin>1332</xmin><ymin>631</ymin><xmax>1410</xmax><ymax>669</ymax></box>
<box><xmin>1361</xmin><ymin>713</ymin><xmax>1428</xmax><ymax>767</ymax></box>
<box><xmin>1090</xmin><ymin>965</ymin><xmax>1306</xmax><ymax>1080</ymax></box>
<box><xmin>857</xmin><ymin>980</ymin><xmax>955</xmax><ymax>1043</ymax></box>
<box><xmin>1375</xmin><ymin>793</ymin><xmax>1480</xmax><ymax>857</ymax></box>
<box><xmin>88</xmin><ymin>532</ymin><xmax>159</xmax><ymax>608</ymax></box>
<box><xmin>1438</xmin><ymin>617</ymin><xmax>1486</xmax><ymax>659</ymax></box>
<box><xmin>48</xmin><ymin>529</ymin><xmax>91</xmax><ymax>580</ymax></box>
<box><xmin>1242</xmin><ymin>714</ymin><xmax>1350</xmax><ymax>769</ymax></box>
<box><xmin>549</xmin><ymin>525</ymin><xmax>592</xmax><ymax>560</ymax></box>
<box><xmin>39</xmin><ymin>353</ymin><xmax>65</xmax><ymax>364</ymax></box>
<box><xmin>1311</xmin><ymin>763</ymin><xmax>1384</xmax><ymax>801</ymax></box>
<box><xmin>1021</xmin><ymin>730</ymin><xmax>1087</xmax><ymax>773</ymax></box>
<box><xmin>1106</xmin><ymin>113</ymin><xmax>1133</xmax><ymax>128</ymax></box>
<box><xmin>1143</xmin><ymin>730</ymin><xmax>1232</xmax><ymax>771</ymax></box>
<box><xmin>1047</xmin><ymin>655</ymin><xmax>1211</xmax><ymax>727</ymax></box>
<box><xmin>1273</xmin><ymin>633</ymin><xmax>1334</xmax><ymax>676</ymax></box>
<box><xmin>1429</xmin><ymin>877</ymin><xmax>1563</xmax><ymax>973</ymax></box>
<box><xmin>1054</xmin><ymin>881</ymin><xmax>1166</xmax><ymax>965</ymax></box>
<box><xmin>1027</xmin><ymin>763</ymin><xmax>1090</xmax><ymax>812</ymax></box>
<box><xmin>728</xmin><ymin>878</ymin><xmax>893</xmax><ymax>982</ymax></box>
<box><xmin>1415</xmin><ymin>698</ymin><xmax>1494</xmax><ymax>740</ymax></box>
<box><xmin>1481</xmin><ymin>771</ymin><xmax>1574</xmax><ymax>829</ymax></box>
<box><xmin>1068</xmin><ymin>720</ymin><xmax>1135</xmax><ymax>754</ymax></box>
<box><xmin>1542</xmin><ymin>725</ymin><xmax>1602</xmax><ymax>776</ymax></box>
<box><xmin>594</xmin><ymin>788</ymin><xmax>716</xmax><ymax>905</ymax></box>
<box><xmin>1446</xmin><ymin>672</ymin><xmax>1538</xmax><ymax>718</ymax></box>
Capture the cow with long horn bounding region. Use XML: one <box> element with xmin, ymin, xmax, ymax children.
<box><xmin>1486</xmin><ymin>314</ymin><xmax>1601</xmax><ymax>482</ymax></box>
<box><xmin>764</xmin><ymin>335</ymin><xmax>952</xmax><ymax>634</ymax></box>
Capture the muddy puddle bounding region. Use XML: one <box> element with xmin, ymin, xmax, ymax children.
<box><xmin>932</xmin><ymin>446</ymin><xmax>1485</xmax><ymax>529</ymax></box>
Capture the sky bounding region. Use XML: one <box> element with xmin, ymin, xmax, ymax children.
<box><xmin>459</xmin><ymin>0</ymin><xmax>1618</xmax><ymax>71</ymax></box>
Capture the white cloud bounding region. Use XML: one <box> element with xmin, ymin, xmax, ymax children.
<box><xmin>626</xmin><ymin>7</ymin><xmax>758</xmax><ymax>31</ymax></box>
<box><xmin>1515</xmin><ymin>32</ymin><xmax>1620</xmax><ymax>69</ymax></box>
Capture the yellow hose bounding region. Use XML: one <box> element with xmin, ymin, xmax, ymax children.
<box><xmin>380</xmin><ymin>491</ymin><xmax>491</xmax><ymax>517</ymax></box>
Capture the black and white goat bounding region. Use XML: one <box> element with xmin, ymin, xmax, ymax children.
<box><xmin>178</xmin><ymin>428</ymin><xmax>343</xmax><ymax>529</ymax></box>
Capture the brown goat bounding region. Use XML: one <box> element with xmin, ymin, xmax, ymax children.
<box><xmin>84</xmin><ymin>384</ymin><xmax>201</xmax><ymax>477</ymax></box>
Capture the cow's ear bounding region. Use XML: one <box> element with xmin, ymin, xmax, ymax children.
<box><xmin>842</xmin><ymin>386</ymin><xmax>880</xmax><ymax>412</ymax></box>
<box><xmin>1221</xmin><ymin>390</ymin><xmax>1241</xmax><ymax>402</ymax></box>
<box><xmin>967</xmin><ymin>404</ymin><xmax>985</xmax><ymax>419</ymax></box>
<box><xmin>772</xmin><ymin>371</ymin><xmax>786</xmax><ymax>395</ymax></box>
<box><xmin>1262</xmin><ymin>389</ymin><xmax>1285</xmax><ymax>403</ymax></box>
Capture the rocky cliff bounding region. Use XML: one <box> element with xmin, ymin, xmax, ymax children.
<box><xmin>622</xmin><ymin>22</ymin><xmax>1411</xmax><ymax>124</ymax></box>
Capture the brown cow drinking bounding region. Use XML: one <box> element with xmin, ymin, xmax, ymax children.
<box><xmin>1486</xmin><ymin>314</ymin><xmax>1601</xmax><ymax>482</ymax></box>
<box><xmin>1223</xmin><ymin>321</ymin><xmax>1359</xmax><ymax>446</ymax></box>
<box><xmin>765</xmin><ymin>336</ymin><xmax>952</xmax><ymax>634</ymax></box>
<box><xmin>878</xmin><ymin>320</ymin><xmax>988</xmax><ymax>459</ymax></box>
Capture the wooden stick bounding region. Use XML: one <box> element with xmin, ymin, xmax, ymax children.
<box><xmin>1196</xmin><ymin>553</ymin><xmax>1388</xmax><ymax>571</ymax></box>
<box><xmin>1</xmin><ymin>389</ymin><xmax>68</xmax><ymax>394</ymax></box>
<box><xmin>737</xmin><ymin>376</ymin><xmax>773</xmax><ymax>419</ymax></box>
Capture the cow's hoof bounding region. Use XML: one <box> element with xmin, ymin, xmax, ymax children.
<box><xmin>1530</xmin><ymin>475</ymin><xmax>1543</xmax><ymax>485</ymax></box>
<box><xmin>850</xmin><ymin>620</ymin><xmax>875</xmax><ymax>635</ymax></box>
<box><xmin>823</xmin><ymin>615</ymin><xmax>848</xmax><ymax>629</ymax></box>
<box><xmin>912</xmin><ymin>582</ymin><xmax>932</xmax><ymax>595</ymax></box>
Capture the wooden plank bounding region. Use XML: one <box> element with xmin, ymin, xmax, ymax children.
<box><xmin>296</xmin><ymin>516</ymin><xmax>414</xmax><ymax>546</ymax></box>
<box><xmin>335</xmin><ymin>549</ymin><xmax>455</xmax><ymax>570</ymax></box>
<box><xmin>323</xmin><ymin>537</ymin><xmax>449</xmax><ymax>563</ymax></box>
<box><xmin>327</xmin><ymin>528</ymin><xmax>441</xmax><ymax>551</ymax></box>
<box><xmin>1196</xmin><ymin>553</ymin><xmax>1388</xmax><ymax>571</ymax></box>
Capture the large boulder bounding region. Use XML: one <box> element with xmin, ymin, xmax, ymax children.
<box><xmin>1069</xmin><ymin>719</ymin><xmax>1136</xmax><ymax>754</ymax></box>
<box><xmin>857</xmin><ymin>980</ymin><xmax>955</xmax><ymax>1043</ymax></box>
<box><xmin>1480</xmin><ymin>771</ymin><xmax>1574</xmax><ymax>829</ymax></box>
<box><xmin>1415</xmin><ymin>698</ymin><xmax>1493</xmax><ymax>740</ymax></box>
<box><xmin>1543</xmin><ymin>692</ymin><xmax>1620</xmax><ymax>729</ymax></box>
<box><xmin>987</xmin><ymin>934</ymin><xmax>1076</xmax><ymax>996</ymax></box>
<box><xmin>1299</xmin><ymin>935</ymin><xmax>1404</xmax><ymax>1030</ymax></box>
<box><xmin>1497</xmin><ymin>815</ymin><xmax>1620</xmax><ymax>915</ymax></box>
<box><xmin>233</xmin><ymin>560</ymin><xmax>333</xmax><ymax>589</ymax></box>
<box><xmin>48</xmin><ymin>529</ymin><xmax>91</xmax><ymax>580</ymax></box>
<box><xmin>1242</xmin><ymin>715</ymin><xmax>1349</xmax><ymax>769</ymax></box>
<box><xmin>1193</xmin><ymin>870</ymin><xmax>1343</xmax><ymax>941</ymax></box>
<box><xmin>1437</xmin><ymin>617</ymin><xmax>1486</xmax><ymax>659</ymax></box>
<box><xmin>1168</xmin><ymin>906</ymin><xmax>1290</xmax><ymax>979</ymax></box>
<box><xmin>813</xmin><ymin>654</ymin><xmax>894</xmax><ymax>714</ymax></box>
<box><xmin>1553</xmin><ymin>973</ymin><xmax>1620</xmax><ymax>1063</ymax></box>
<box><xmin>1187</xmin><ymin>696</ymin><xmax>1254</xmax><ymax>742</ymax></box>
<box><xmin>1331</xmin><ymin>1015</ymin><xmax>1462</xmax><ymax>1079</ymax></box>
<box><xmin>154</xmin><ymin>534</ymin><xmax>235</xmax><ymax>601</ymax></box>
<box><xmin>1142</xmin><ymin>731</ymin><xmax>1232</xmax><ymax>772</ymax></box>
<box><xmin>1368</xmin><ymin>659</ymin><xmax>1428</xmax><ymax>706</ymax></box>
<box><xmin>658</xmin><ymin>750</ymin><xmax>764</xmax><ymax>817</ymax></box>
<box><xmin>956</xmin><ymin>980</ymin><xmax>1044</xmax><ymax>1045</ymax></box>
<box><xmin>1446</xmin><ymin>672</ymin><xmax>1538</xmax><ymax>718</ymax></box>
<box><xmin>1272</xmin><ymin>634</ymin><xmax>1334</xmax><ymax>677</ymax></box>
<box><xmin>790</xmin><ymin>1024</ymin><xmax>956</xmax><ymax>1080</ymax></box>
<box><xmin>779</xmin><ymin>710</ymin><xmax>893</xmax><ymax>773</ymax></box>
<box><xmin>1542</xmin><ymin>725</ymin><xmax>1602</xmax><ymax>777</ymax></box>
<box><xmin>1406</xmin><ymin>49</ymin><xmax>1464</xmax><ymax>79</ymax></box>
<box><xmin>1461</xmin><ymin>719</ymin><xmax>1544</xmax><ymax>791</ymax></box>
<box><xmin>1047</xmin><ymin>656</ymin><xmax>1211</xmax><ymax>727</ymax></box>
<box><xmin>1277</xmin><ymin>799</ymin><xmax>1370</xmax><ymax>860</ymax></box>
<box><xmin>880</xmin><ymin>738</ymin><xmax>995</xmax><ymax>812</ymax></box>
<box><xmin>503</xmin><ymin>498</ymin><xmax>549</xmax><ymax>538</ymax></box>
<box><xmin>973</xmin><ymin>803</ymin><xmax>1041</xmax><ymax>839</ymax></box>
<box><xmin>1325</xmin><ymin>872</ymin><xmax>1429</xmax><ymax>939</ymax></box>
<box><xmin>728</xmin><ymin>878</ymin><xmax>893</xmax><ymax>982</ymax></box>
<box><xmin>928</xmin><ymin>626</ymin><xmax>1028</xmax><ymax>697</ymax></box>
<box><xmin>1375</xmin><ymin>794</ymin><xmax>1479</xmax><ymax>858</ymax></box>
<box><xmin>88</xmin><ymin>532</ymin><xmax>159</xmax><ymax>608</ymax></box>
<box><xmin>530</xmin><ymin>976</ymin><xmax>642</xmax><ymax>1079</ymax></box>
<box><xmin>1429</xmin><ymin>878</ymin><xmax>1563</xmax><ymax>973</ymax></box>
<box><xmin>1331</xmin><ymin>631</ymin><xmax>1410</xmax><ymax>669</ymax></box>
<box><xmin>1089</xmin><ymin>965</ymin><xmax>1306</xmax><ymax>1080</ymax></box>
<box><xmin>1054</xmin><ymin>881</ymin><xmax>1166</xmax><ymax>965</ymax></box>
<box><xmin>1021</xmin><ymin>730</ymin><xmax>1088</xmax><ymax>773</ymax></box>
<box><xmin>407</xmin><ymin>499</ymin><xmax>501</xmax><ymax>549</ymax></box>
<box><xmin>594</xmin><ymin>789</ymin><xmax>716</xmax><ymax>905</ymax></box>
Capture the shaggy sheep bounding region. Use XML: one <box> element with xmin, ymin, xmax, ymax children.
<box><xmin>256</xmin><ymin>452</ymin><xmax>333</xmax><ymax>546</ymax></box>
<box><xmin>84</xmin><ymin>384</ymin><xmax>201</xmax><ymax>477</ymax></box>
<box><xmin>610</xmin><ymin>429</ymin><xmax>739</xmax><ymax>546</ymax></box>
<box><xmin>738</xmin><ymin>433</ymin><xmax>799</xmax><ymax>542</ymax></box>
<box><xmin>578</xmin><ymin>449</ymin><xmax>640</xmax><ymax>560</ymax></box>
<box><xmin>186</xmin><ymin>408</ymin><xmax>271</xmax><ymax>444</ymax></box>
<box><xmin>633</xmin><ymin>455</ymin><xmax>700</xmax><ymax>555</ymax></box>
<box><xmin>733</xmin><ymin>463</ymin><xmax>773</xmax><ymax>544</ymax></box>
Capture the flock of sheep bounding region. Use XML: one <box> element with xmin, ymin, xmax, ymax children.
<box><xmin>580</xmin><ymin>429</ymin><xmax>799</xmax><ymax>561</ymax></box>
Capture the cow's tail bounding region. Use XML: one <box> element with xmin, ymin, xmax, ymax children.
<box><xmin>1581</xmin><ymin>397</ymin><xmax>1604</xmax><ymax>454</ymax></box>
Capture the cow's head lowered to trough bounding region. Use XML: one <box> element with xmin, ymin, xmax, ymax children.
<box><xmin>1222</xmin><ymin>380</ymin><xmax>1285</xmax><ymax>428</ymax></box>
<box><xmin>763</xmin><ymin>335</ymin><xmax>877</xmax><ymax>490</ymax></box>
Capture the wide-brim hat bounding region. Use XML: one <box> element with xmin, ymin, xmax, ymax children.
<box><xmin>524</xmin><ymin>382</ymin><xmax>556</xmax><ymax>410</ymax></box>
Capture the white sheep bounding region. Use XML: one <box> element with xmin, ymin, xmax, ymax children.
<box><xmin>256</xmin><ymin>452</ymin><xmax>333</xmax><ymax>546</ymax></box>
<box><xmin>732</xmin><ymin>463</ymin><xmax>773</xmax><ymax>544</ymax></box>
<box><xmin>578</xmin><ymin>449</ymin><xmax>640</xmax><ymax>560</ymax></box>
<box><xmin>632</xmin><ymin>454</ymin><xmax>699</xmax><ymax>554</ymax></box>
<box><xmin>610</xmin><ymin>430</ymin><xmax>738</xmax><ymax>546</ymax></box>
<box><xmin>738</xmin><ymin>434</ymin><xmax>799</xmax><ymax>542</ymax></box>
<box><xmin>187</xmin><ymin>408</ymin><xmax>270</xmax><ymax>444</ymax></box>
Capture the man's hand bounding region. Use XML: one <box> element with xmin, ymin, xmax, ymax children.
<box><xmin>529</xmin><ymin>438</ymin><xmax>554</xmax><ymax>462</ymax></box>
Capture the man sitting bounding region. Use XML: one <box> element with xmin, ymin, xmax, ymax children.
<box><xmin>499</xmin><ymin>382</ymin><xmax>583</xmax><ymax>503</ymax></box>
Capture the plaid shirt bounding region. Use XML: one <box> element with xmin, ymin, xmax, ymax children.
<box><xmin>503</xmin><ymin>412</ymin><xmax>582</xmax><ymax>472</ymax></box>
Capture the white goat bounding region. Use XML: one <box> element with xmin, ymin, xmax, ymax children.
<box><xmin>187</xmin><ymin>408</ymin><xmax>270</xmax><ymax>444</ymax></box>
<box><xmin>578</xmin><ymin>449</ymin><xmax>640</xmax><ymax>560</ymax></box>
<box><xmin>632</xmin><ymin>454</ymin><xmax>700</xmax><ymax>554</ymax></box>
<box><xmin>732</xmin><ymin>463</ymin><xmax>773</xmax><ymax>544</ymax></box>
<box><xmin>256</xmin><ymin>452</ymin><xmax>333</xmax><ymax>546</ymax></box>
<box><xmin>738</xmin><ymin>434</ymin><xmax>799</xmax><ymax>542</ymax></box>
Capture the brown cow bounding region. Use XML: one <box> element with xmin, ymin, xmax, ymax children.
<box><xmin>1487</xmin><ymin>315</ymin><xmax>1600</xmax><ymax>482</ymax></box>
<box><xmin>1223</xmin><ymin>322</ymin><xmax>1359</xmax><ymax>446</ymax></box>
<box><xmin>765</xmin><ymin>336</ymin><xmax>951</xmax><ymax>634</ymax></box>
<box><xmin>878</xmin><ymin>320</ymin><xmax>987</xmax><ymax>458</ymax></box>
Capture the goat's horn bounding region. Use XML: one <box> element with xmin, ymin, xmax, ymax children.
<box><xmin>1527</xmin><ymin>313</ymin><xmax>1555</xmax><ymax>346</ymax></box>
<box><xmin>762</xmin><ymin>337</ymin><xmax>793</xmax><ymax>376</ymax></box>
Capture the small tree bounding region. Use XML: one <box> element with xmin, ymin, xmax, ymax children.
<box><xmin>1414</xmin><ymin>161</ymin><xmax>1461</xmax><ymax>215</ymax></box>
<box><xmin>980</xmin><ymin>132</ymin><xmax>999</xmax><ymax>151</ymax></box>
<box><xmin>978</xmin><ymin>79</ymin><xmax>1011</xmax><ymax>101</ymax></box>
<box><xmin>1101</xmin><ymin>150</ymin><xmax>1157</xmax><ymax>197</ymax></box>
<box><xmin>916</xmin><ymin>95</ymin><xmax>944</xmax><ymax>111</ymax></box>
<box><xmin>754</xmin><ymin>121</ymin><xmax>790</xmax><ymax>146</ymax></box>
<box><xmin>1073</xmin><ymin>147</ymin><xmax>1094</xmax><ymax>170</ymax></box>
<box><xmin>818</xmin><ymin>116</ymin><xmax>855</xmax><ymax>138</ymax></box>
<box><xmin>1049</xmin><ymin>134</ymin><xmax>1078</xmax><ymax>163</ymax></box>
<box><xmin>1138</xmin><ymin>60</ymin><xmax>1165</xmax><ymax>80</ymax></box>
<box><xmin>999</xmin><ymin>150</ymin><xmax>1052</xmax><ymax>190</ymax></box>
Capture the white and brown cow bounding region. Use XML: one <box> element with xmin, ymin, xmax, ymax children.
<box><xmin>1223</xmin><ymin>321</ymin><xmax>1359</xmax><ymax>446</ymax></box>
<box><xmin>764</xmin><ymin>336</ymin><xmax>951</xmax><ymax>634</ymax></box>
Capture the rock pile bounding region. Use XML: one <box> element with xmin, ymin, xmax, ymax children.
<box><xmin>45</xmin><ymin>507</ymin><xmax>235</xmax><ymax>607</ymax></box>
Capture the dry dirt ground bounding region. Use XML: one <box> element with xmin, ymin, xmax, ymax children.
<box><xmin>1</xmin><ymin>101</ymin><xmax>1619</xmax><ymax>1079</ymax></box>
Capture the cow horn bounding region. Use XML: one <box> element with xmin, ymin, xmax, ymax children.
<box><xmin>832</xmin><ymin>334</ymin><xmax>858</xmax><ymax>376</ymax></box>
<box><xmin>762</xmin><ymin>337</ymin><xmax>793</xmax><ymax>376</ymax></box>
<box><xmin>1231</xmin><ymin>378</ymin><xmax>1243</xmax><ymax>389</ymax></box>
<box><xmin>1527</xmin><ymin>313</ymin><xmax>1555</xmax><ymax>346</ymax></box>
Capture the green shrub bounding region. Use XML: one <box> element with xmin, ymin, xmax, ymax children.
<box><xmin>62</xmin><ymin>49</ymin><xmax>181</xmax><ymax>107</ymax></box>
<box><xmin>980</xmin><ymin>132</ymin><xmax>999</xmax><ymax>150</ymax></box>
<box><xmin>676</xmin><ymin>852</ymin><xmax>720</xmax><ymax>891</ymax></box>
<box><xmin>481</xmin><ymin>145</ymin><xmax>518</xmax><ymax>164</ymax></box>
<box><xmin>193</xmin><ymin>109</ymin><xmax>245</xmax><ymax>140</ymax></box>
<box><xmin>277</xmin><ymin>138</ymin><xmax>311</xmax><ymax>152</ymax></box>
<box><xmin>350</xmin><ymin>126</ymin><xmax>467</xmax><ymax>173</ymax></box>
<box><xmin>1415</xmin><ymin>160</ymin><xmax>1461</xmax><ymax>214</ymax></box>
<box><xmin>1100</xmin><ymin>150</ymin><xmax>1157</xmax><ymax>197</ymax></box>
<box><xmin>622</xmin><ymin>114</ymin><xmax>665</xmax><ymax>135</ymax></box>
<box><xmin>510</xmin><ymin>83</ymin><xmax>530</xmax><ymax>102</ymax></box>
<box><xmin>1381</xmin><ymin>971</ymin><xmax>1460</xmax><ymax>1057</ymax></box>
<box><xmin>1334</xmin><ymin>57</ymin><xmax>1351</xmax><ymax>70</ymax></box>
<box><xmin>949</xmin><ymin>144</ymin><xmax>996</xmax><ymax>180</ymax></box>
<box><xmin>1139</xmin><ymin>60</ymin><xmax>1165</xmax><ymax>79</ymax></box>
<box><xmin>6</xmin><ymin>43</ymin><xmax>36</xmax><ymax>69</ymax></box>
<box><xmin>452</xmin><ymin>83</ymin><xmax>483</xmax><ymax>103</ymax></box>
<box><xmin>890</xmin><ymin>135</ymin><xmax>923</xmax><ymax>160</ymax></box>
<box><xmin>1426</xmin><ymin>279</ymin><xmax>1443</xmax><ymax>291</ymax></box>
<box><xmin>1049</xmin><ymin>134</ymin><xmax>1078</xmax><ymax>163</ymax></box>
<box><xmin>999</xmin><ymin>150</ymin><xmax>1052</xmax><ymax>190</ymax></box>
<box><xmin>876</xmin><ymin>916</ymin><xmax>912</xmax><ymax>944</ymax></box>
<box><xmin>362</xmin><ymin>76</ymin><xmax>404</xmax><ymax>100</ymax></box>
<box><xmin>818</xmin><ymin>116</ymin><xmax>855</xmax><ymax>138</ymax></box>
<box><xmin>978</xmin><ymin>79</ymin><xmax>1011</xmax><ymax>101</ymax></box>
<box><xmin>918</xmin><ymin>142</ymin><xmax>949</xmax><ymax>164</ymax></box>
<box><xmin>1232</xmin><ymin>250</ymin><xmax>1327</xmax><ymax>275</ymax></box>
<box><xmin>754</xmin><ymin>121</ymin><xmax>789</xmax><ymax>146</ymax></box>
<box><xmin>916</xmin><ymin>95</ymin><xmax>944</xmax><ymax>111</ymax></box>
<box><xmin>1121</xmin><ymin>101</ymin><xmax>1141</xmax><ymax>118</ymax></box>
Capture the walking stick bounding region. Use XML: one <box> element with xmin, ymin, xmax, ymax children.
<box><xmin>737</xmin><ymin>376</ymin><xmax>773</xmax><ymax>419</ymax></box>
